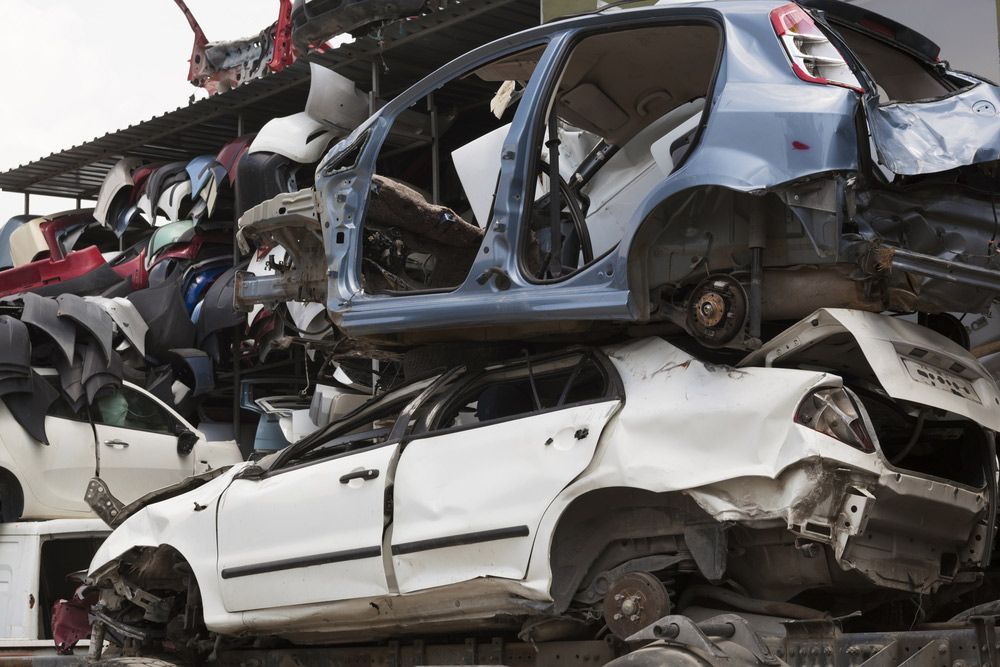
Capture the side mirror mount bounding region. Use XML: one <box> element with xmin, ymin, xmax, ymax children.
<box><xmin>233</xmin><ymin>464</ymin><xmax>266</xmax><ymax>481</ymax></box>
<box><xmin>177</xmin><ymin>429</ymin><xmax>199</xmax><ymax>456</ymax></box>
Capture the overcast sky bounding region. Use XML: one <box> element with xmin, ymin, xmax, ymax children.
<box><xmin>0</xmin><ymin>0</ymin><xmax>279</xmax><ymax>221</ymax></box>
<box><xmin>1</xmin><ymin>0</ymin><xmax>998</xmax><ymax>225</ymax></box>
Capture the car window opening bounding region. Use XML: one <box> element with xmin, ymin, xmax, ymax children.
<box><xmin>521</xmin><ymin>23</ymin><xmax>722</xmax><ymax>282</ymax></box>
<box><xmin>42</xmin><ymin>375</ymin><xmax>182</xmax><ymax>436</ymax></box>
<box><xmin>429</xmin><ymin>352</ymin><xmax>609</xmax><ymax>432</ymax></box>
<box><xmin>832</xmin><ymin>24</ymin><xmax>966</xmax><ymax>103</ymax></box>
<box><xmin>93</xmin><ymin>387</ymin><xmax>180</xmax><ymax>435</ymax></box>
<box><xmin>279</xmin><ymin>372</ymin><xmax>457</xmax><ymax>467</ymax></box>
<box><xmin>359</xmin><ymin>46</ymin><xmax>546</xmax><ymax>296</ymax></box>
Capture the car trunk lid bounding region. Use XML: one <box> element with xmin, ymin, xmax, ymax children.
<box><xmin>740</xmin><ymin>308</ymin><xmax>1000</xmax><ymax>431</ymax></box>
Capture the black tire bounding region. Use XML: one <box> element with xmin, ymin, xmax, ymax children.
<box><xmin>0</xmin><ymin>470</ymin><xmax>24</xmax><ymax>522</ymax></box>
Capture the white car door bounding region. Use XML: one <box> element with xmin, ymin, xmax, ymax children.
<box><xmin>90</xmin><ymin>385</ymin><xmax>196</xmax><ymax>505</ymax></box>
<box><xmin>216</xmin><ymin>440</ymin><xmax>398</xmax><ymax>612</ymax></box>
<box><xmin>12</xmin><ymin>394</ymin><xmax>97</xmax><ymax>514</ymax></box>
<box><xmin>389</xmin><ymin>352</ymin><xmax>622</xmax><ymax>593</ymax></box>
<box><xmin>213</xmin><ymin>378</ymin><xmax>438</xmax><ymax>613</ymax></box>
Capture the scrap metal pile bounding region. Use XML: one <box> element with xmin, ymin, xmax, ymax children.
<box><xmin>0</xmin><ymin>60</ymin><xmax>386</xmax><ymax>467</ymax></box>
<box><xmin>12</xmin><ymin>1</ymin><xmax>1000</xmax><ymax>665</ymax></box>
<box><xmin>1</xmin><ymin>142</ymin><xmax>257</xmax><ymax>441</ymax></box>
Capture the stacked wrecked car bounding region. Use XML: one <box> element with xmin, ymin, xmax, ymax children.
<box><xmin>10</xmin><ymin>0</ymin><xmax>1000</xmax><ymax>662</ymax></box>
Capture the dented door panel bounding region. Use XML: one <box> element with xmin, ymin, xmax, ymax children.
<box><xmin>866</xmin><ymin>84</ymin><xmax>1000</xmax><ymax>176</ymax></box>
<box><xmin>216</xmin><ymin>445</ymin><xmax>397</xmax><ymax>612</ymax></box>
<box><xmin>390</xmin><ymin>401</ymin><xmax>620</xmax><ymax>593</ymax></box>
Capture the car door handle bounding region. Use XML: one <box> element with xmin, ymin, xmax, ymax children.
<box><xmin>103</xmin><ymin>439</ymin><xmax>130</xmax><ymax>449</ymax></box>
<box><xmin>340</xmin><ymin>469</ymin><xmax>379</xmax><ymax>484</ymax></box>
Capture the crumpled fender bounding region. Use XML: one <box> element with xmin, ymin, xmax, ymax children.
<box><xmin>145</xmin><ymin>162</ymin><xmax>189</xmax><ymax>225</ymax></box>
<box><xmin>95</xmin><ymin>158</ymin><xmax>144</xmax><ymax>227</ymax></box>
<box><xmin>866</xmin><ymin>83</ymin><xmax>1000</xmax><ymax>175</ymax></box>
<box><xmin>5</xmin><ymin>370</ymin><xmax>61</xmax><ymax>444</ymax></box>
<box><xmin>163</xmin><ymin>348</ymin><xmax>215</xmax><ymax>396</ymax></box>
<box><xmin>156</xmin><ymin>181</ymin><xmax>193</xmax><ymax>224</ymax></box>
<box><xmin>185</xmin><ymin>155</ymin><xmax>217</xmax><ymax>200</ymax></box>
<box><xmin>81</xmin><ymin>342</ymin><xmax>123</xmax><ymax>404</ymax></box>
<box><xmin>56</xmin><ymin>294</ymin><xmax>114</xmax><ymax>365</ymax></box>
<box><xmin>304</xmin><ymin>63</ymin><xmax>371</xmax><ymax>132</ymax></box>
<box><xmin>249</xmin><ymin>112</ymin><xmax>335</xmax><ymax>164</ymax></box>
<box><xmin>84</xmin><ymin>296</ymin><xmax>150</xmax><ymax>359</ymax></box>
<box><xmin>87</xmin><ymin>462</ymin><xmax>249</xmax><ymax>630</ymax></box>
<box><xmin>217</xmin><ymin>135</ymin><xmax>256</xmax><ymax>186</ymax></box>
<box><xmin>0</xmin><ymin>215</ymin><xmax>34</xmax><ymax>270</ymax></box>
<box><xmin>17</xmin><ymin>292</ymin><xmax>76</xmax><ymax>364</ymax></box>
<box><xmin>0</xmin><ymin>315</ymin><xmax>32</xmax><ymax>370</ymax></box>
<box><xmin>55</xmin><ymin>346</ymin><xmax>87</xmax><ymax>411</ymax></box>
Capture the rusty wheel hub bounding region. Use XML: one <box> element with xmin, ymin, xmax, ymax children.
<box><xmin>685</xmin><ymin>274</ymin><xmax>749</xmax><ymax>348</ymax></box>
<box><xmin>694</xmin><ymin>292</ymin><xmax>726</xmax><ymax>328</ymax></box>
<box><xmin>602</xmin><ymin>571</ymin><xmax>671</xmax><ymax>639</ymax></box>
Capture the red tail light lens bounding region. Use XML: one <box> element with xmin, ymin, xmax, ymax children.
<box><xmin>795</xmin><ymin>387</ymin><xmax>874</xmax><ymax>453</ymax></box>
<box><xmin>770</xmin><ymin>3</ymin><xmax>863</xmax><ymax>93</ymax></box>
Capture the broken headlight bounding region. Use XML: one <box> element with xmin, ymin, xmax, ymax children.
<box><xmin>795</xmin><ymin>387</ymin><xmax>874</xmax><ymax>452</ymax></box>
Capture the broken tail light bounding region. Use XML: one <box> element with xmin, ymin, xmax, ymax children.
<box><xmin>795</xmin><ymin>387</ymin><xmax>874</xmax><ymax>453</ymax></box>
<box><xmin>770</xmin><ymin>3</ymin><xmax>864</xmax><ymax>93</ymax></box>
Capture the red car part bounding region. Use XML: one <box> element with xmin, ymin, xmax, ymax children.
<box><xmin>0</xmin><ymin>246</ymin><xmax>108</xmax><ymax>298</ymax></box>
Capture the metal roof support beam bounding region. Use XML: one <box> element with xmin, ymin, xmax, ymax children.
<box><xmin>233</xmin><ymin>111</ymin><xmax>245</xmax><ymax>450</ymax></box>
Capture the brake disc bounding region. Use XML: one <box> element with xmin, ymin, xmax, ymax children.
<box><xmin>602</xmin><ymin>571</ymin><xmax>672</xmax><ymax>640</ymax></box>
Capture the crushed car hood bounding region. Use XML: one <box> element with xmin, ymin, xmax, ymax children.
<box><xmin>740</xmin><ymin>308</ymin><xmax>1000</xmax><ymax>431</ymax></box>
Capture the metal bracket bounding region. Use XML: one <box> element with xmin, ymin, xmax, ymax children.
<box><xmin>971</xmin><ymin>616</ymin><xmax>999</xmax><ymax>667</ymax></box>
<box><xmin>89</xmin><ymin>608</ymin><xmax>163</xmax><ymax>643</ymax></box>
<box><xmin>111</xmin><ymin>578</ymin><xmax>174</xmax><ymax>624</ymax></box>
<box><xmin>627</xmin><ymin>615</ymin><xmax>728</xmax><ymax>660</ymax></box>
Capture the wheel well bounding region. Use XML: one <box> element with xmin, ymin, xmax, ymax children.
<box><xmin>128</xmin><ymin>544</ymin><xmax>199</xmax><ymax>594</ymax></box>
<box><xmin>0</xmin><ymin>468</ymin><xmax>24</xmax><ymax>522</ymax></box>
<box><xmin>548</xmin><ymin>488</ymin><xmax>720</xmax><ymax>613</ymax></box>
<box><xmin>627</xmin><ymin>186</ymin><xmax>793</xmax><ymax>317</ymax></box>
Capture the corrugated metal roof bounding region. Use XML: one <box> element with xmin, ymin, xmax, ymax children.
<box><xmin>0</xmin><ymin>0</ymin><xmax>539</xmax><ymax>200</ymax></box>
<box><xmin>0</xmin><ymin>62</ymin><xmax>312</xmax><ymax>199</ymax></box>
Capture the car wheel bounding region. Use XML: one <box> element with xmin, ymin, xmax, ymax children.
<box><xmin>0</xmin><ymin>471</ymin><xmax>24</xmax><ymax>522</ymax></box>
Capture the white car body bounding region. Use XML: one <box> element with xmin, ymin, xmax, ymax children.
<box><xmin>0</xmin><ymin>377</ymin><xmax>243</xmax><ymax>521</ymax></box>
<box><xmin>89</xmin><ymin>309</ymin><xmax>999</xmax><ymax>644</ymax></box>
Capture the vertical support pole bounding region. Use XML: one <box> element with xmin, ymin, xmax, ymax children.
<box><xmin>747</xmin><ymin>208</ymin><xmax>766</xmax><ymax>345</ymax></box>
<box><xmin>232</xmin><ymin>113</ymin><xmax>245</xmax><ymax>452</ymax></box>
<box><xmin>22</xmin><ymin>192</ymin><xmax>29</xmax><ymax>215</ymax></box>
<box><xmin>429</xmin><ymin>93</ymin><xmax>440</xmax><ymax>204</ymax></box>
<box><xmin>368</xmin><ymin>64</ymin><xmax>382</xmax><ymax>395</ymax></box>
<box><xmin>369</xmin><ymin>60</ymin><xmax>380</xmax><ymax>116</ymax></box>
